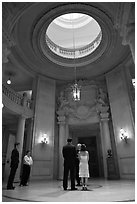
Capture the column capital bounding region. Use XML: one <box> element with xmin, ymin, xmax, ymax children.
<box><xmin>100</xmin><ymin>112</ymin><xmax>109</xmax><ymax>121</ymax></box>
<box><xmin>19</xmin><ymin>115</ymin><xmax>26</xmax><ymax>120</ymax></box>
<box><xmin>101</xmin><ymin>117</ymin><xmax>109</xmax><ymax>122</ymax></box>
<box><xmin>57</xmin><ymin>115</ymin><xmax>66</xmax><ymax>124</ymax></box>
<box><xmin>58</xmin><ymin>121</ymin><xmax>66</xmax><ymax>125</ymax></box>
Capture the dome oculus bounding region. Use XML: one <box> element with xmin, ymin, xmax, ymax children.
<box><xmin>46</xmin><ymin>13</ymin><xmax>102</xmax><ymax>59</ymax></box>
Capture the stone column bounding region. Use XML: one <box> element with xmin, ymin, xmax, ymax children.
<box><xmin>58</xmin><ymin>116</ymin><xmax>66</xmax><ymax>180</ymax></box>
<box><xmin>65</xmin><ymin>121</ymin><xmax>69</xmax><ymax>140</ymax></box>
<box><xmin>25</xmin><ymin>117</ymin><xmax>34</xmax><ymax>151</ymax></box>
<box><xmin>100</xmin><ymin>110</ymin><xmax>112</xmax><ymax>178</ymax></box>
<box><xmin>15</xmin><ymin>115</ymin><xmax>26</xmax><ymax>182</ymax></box>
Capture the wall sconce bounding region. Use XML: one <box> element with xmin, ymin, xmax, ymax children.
<box><xmin>6</xmin><ymin>72</ymin><xmax>15</xmax><ymax>85</ymax></box>
<box><xmin>7</xmin><ymin>77</ymin><xmax>11</xmax><ymax>85</ymax></box>
<box><xmin>120</xmin><ymin>128</ymin><xmax>129</xmax><ymax>143</ymax></box>
<box><xmin>41</xmin><ymin>134</ymin><xmax>48</xmax><ymax>144</ymax></box>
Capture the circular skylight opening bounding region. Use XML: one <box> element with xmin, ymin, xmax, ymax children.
<box><xmin>46</xmin><ymin>13</ymin><xmax>102</xmax><ymax>59</ymax></box>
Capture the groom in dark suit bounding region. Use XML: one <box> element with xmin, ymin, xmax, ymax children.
<box><xmin>62</xmin><ymin>138</ymin><xmax>77</xmax><ymax>190</ymax></box>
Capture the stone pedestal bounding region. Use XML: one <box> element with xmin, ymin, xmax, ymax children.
<box><xmin>107</xmin><ymin>157</ymin><xmax>118</xmax><ymax>180</ymax></box>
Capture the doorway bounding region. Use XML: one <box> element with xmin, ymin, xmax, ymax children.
<box><xmin>69</xmin><ymin>123</ymin><xmax>104</xmax><ymax>178</ymax></box>
<box><xmin>78</xmin><ymin>136</ymin><xmax>99</xmax><ymax>178</ymax></box>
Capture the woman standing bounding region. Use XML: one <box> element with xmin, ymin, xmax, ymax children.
<box><xmin>78</xmin><ymin>144</ymin><xmax>89</xmax><ymax>190</ymax></box>
<box><xmin>20</xmin><ymin>150</ymin><xmax>33</xmax><ymax>186</ymax></box>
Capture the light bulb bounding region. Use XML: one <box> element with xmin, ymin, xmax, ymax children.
<box><xmin>7</xmin><ymin>79</ymin><xmax>11</xmax><ymax>84</ymax></box>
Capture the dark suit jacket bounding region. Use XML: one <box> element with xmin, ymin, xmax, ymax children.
<box><xmin>62</xmin><ymin>143</ymin><xmax>77</xmax><ymax>165</ymax></box>
<box><xmin>10</xmin><ymin>148</ymin><xmax>19</xmax><ymax>168</ymax></box>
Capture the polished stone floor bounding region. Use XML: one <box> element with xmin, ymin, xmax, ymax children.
<box><xmin>2</xmin><ymin>178</ymin><xmax>135</xmax><ymax>202</ymax></box>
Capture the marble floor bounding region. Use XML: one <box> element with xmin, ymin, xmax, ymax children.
<box><xmin>2</xmin><ymin>178</ymin><xmax>135</xmax><ymax>202</ymax></box>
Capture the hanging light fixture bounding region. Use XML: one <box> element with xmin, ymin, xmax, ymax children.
<box><xmin>71</xmin><ymin>13</ymin><xmax>81</xmax><ymax>101</ymax></box>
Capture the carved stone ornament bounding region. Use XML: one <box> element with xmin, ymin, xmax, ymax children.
<box><xmin>56</xmin><ymin>81</ymin><xmax>109</xmax><ymax>122</ymax></box>
<box><xmin>57</xmin><ymin>115</ymin><xmax>66</xmax><ymax>123</ymax></box>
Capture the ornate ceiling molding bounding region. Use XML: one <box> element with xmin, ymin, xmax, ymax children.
<box><xmin>32</xmin><ymin>3</ymin><xmax>117</xmax><ymax>68</ymax></box>
<box><xmin>5</xmin><ymin>2</ymin><xmax>132</xmax><ymax>81</ymax></box>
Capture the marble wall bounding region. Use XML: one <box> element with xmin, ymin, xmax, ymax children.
<box><xmin>30</xmin><ymin>65</ymin><xmax>135</xmax><ymax>180</ymax></box>
<box><xmin>106</xmin><ymin>66</ymin><xmax>135</xmax><ymax>179</ymax></box>
<box><xmin>31</xmin><ymin>76</ymin><xmax>55</xmax><ymax>180</ymax></box>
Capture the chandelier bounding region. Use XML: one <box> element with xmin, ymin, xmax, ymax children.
<box><xmin>71</xmin><ymin>14</ymin><xmax>81</xmax><ymax>101</ymax></box>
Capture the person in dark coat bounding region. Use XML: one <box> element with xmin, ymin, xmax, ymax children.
<box><xmin>76</xmin><ymin>143</ymin><xmax>81</xmax><ymax>186</ymax></box>
<box><xmin>62</xmin><ymin>138</ymin><xmax>77</xmax><ymax>191</ymax></box>
<box><xmin>7</xmin><ymin>142</ymin><xmax>20</xmax><ymax>190</ymax></box>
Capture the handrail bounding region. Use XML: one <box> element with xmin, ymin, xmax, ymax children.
<box><xmin>2</xmin><ymin>83</ymin><xmax>32</xmax><ymax>109</ymax></box>
<box><xmin>45</xmin><ymin>31</ymin><xmax>102</xmax><ymax>58</ymax></box>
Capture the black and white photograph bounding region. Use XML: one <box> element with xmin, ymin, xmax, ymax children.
<box><xmin>2</xmin><ymin>1</ymin><xmax>135</xmax><ymax>202</ymax></box>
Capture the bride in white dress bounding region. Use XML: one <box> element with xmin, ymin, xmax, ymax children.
<box><xmin>78</xmin><ymin>144</ymin><xmax>89</xmax><ymax>190</ymax></box>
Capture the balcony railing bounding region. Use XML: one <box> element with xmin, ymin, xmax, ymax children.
<box><xmin>45</xmin><ymin>31</ymin><xmax>102</xmax><ymax>59</ymax></box>
<box><xmin>2</xmin><ymin>83</ymin><xmax>32</xmax><ymax>109</ymax></box>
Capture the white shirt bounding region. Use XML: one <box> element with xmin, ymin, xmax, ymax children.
<box><xmin>23</xmin><ymin>155</ymin><xmax>33</xmax><ymax>166</ymax></box>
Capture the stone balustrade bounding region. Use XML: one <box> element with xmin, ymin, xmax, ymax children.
<box><xmin>45</xmin><ymin>31</ymin><xmax>102</xmax><ymax>59</ymax></box>
<box><xmin>2</xmin><ymin>83</ymin><xmax>32</xmax><ymax>109</ymax></box>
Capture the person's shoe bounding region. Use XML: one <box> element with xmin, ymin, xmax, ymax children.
<box><xmin>63</xmin><ymin>188</ymin><xmax>67</xmax><ymax>190</ymax></box>
<box><xmin>71</xmin><ymin>188</ymin><xmax>77</xmax><ymax>190</ymax></box>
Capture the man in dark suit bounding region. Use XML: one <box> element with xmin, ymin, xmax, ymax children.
<box><xmin>62</xmin><ymin>138</ymin><xmax>77</xmax><ymax>190</ymax></box>
<box><xmin>7</xmin><ymin>142</ymin><xmax>20</xmax><ymax>190</ymax></box>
